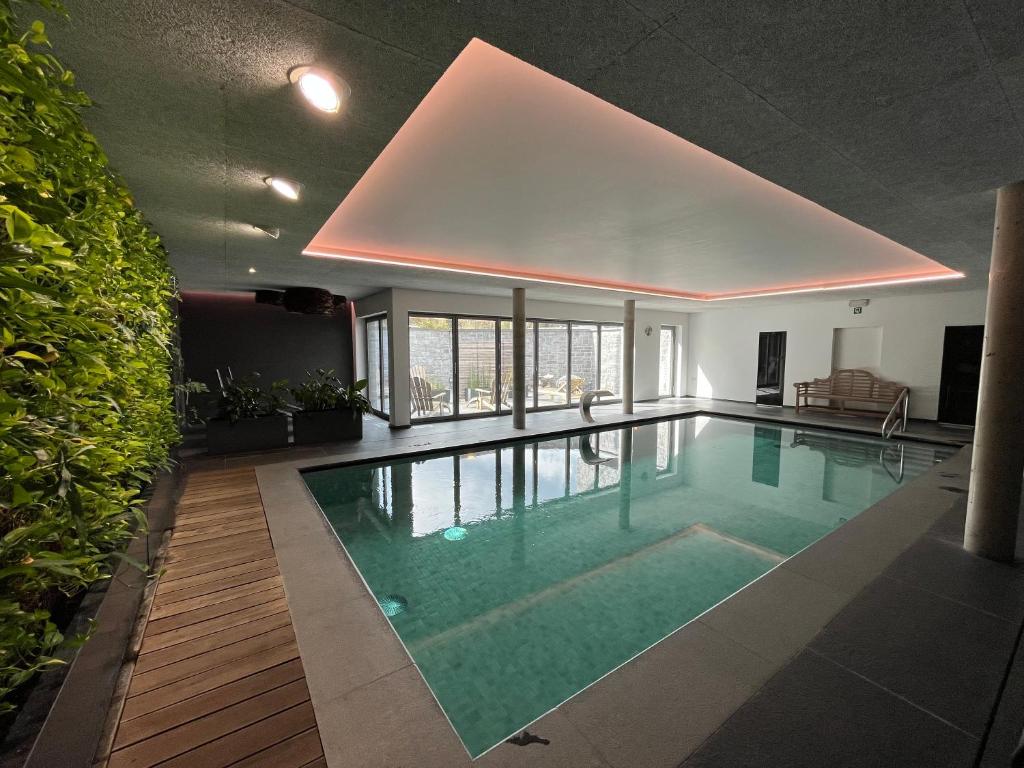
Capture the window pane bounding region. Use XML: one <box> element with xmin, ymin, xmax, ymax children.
<box><xmin>536</xmin><ymin>321</ymin><xmax>569</xmax><ymax>406</ymax></box>
<box><xmin>570</xmin><ymin>323</ymin><xmax>598</xmax><ymax>403</ymax></box>
<box><xmin>659</xmin><ymin>326</ymin><xmax>675</xmax><ymax>396</ymax></box>
<box><xmin>457</xmin><ymin>318</ymin><xmax>499</xmax><ymax>414</ymax></box>
<box><xmin>499</xmin><ymin>320</ymin><xmax>536</xmax><ymax>413</ymax></box>
<box><xmin>380</xmin><ymin>317</ymin><xmax>390</xmax><ymax>416</ymax></box>
<box><xmin>366</xmin><ymin>319</ymin><xmax>381</xmax><ymax>412</ymax></box>
<box><xmin>599</xmin><ymin>325</ymin><xmax>622</xmax><ymax>395</ymax></box>
<box><xmin>409</xmin><ymin>316</ymin><xmax>453</xmax><ymax>419</ymax></box>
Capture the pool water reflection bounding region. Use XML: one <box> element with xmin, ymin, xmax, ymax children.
<box><xmin>303</xmin><ymin>416</ymin><xmax>954</xmax><ymax>757</ymax></box>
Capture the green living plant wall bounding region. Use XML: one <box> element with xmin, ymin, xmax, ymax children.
<box><xmin>0</xmin><ymin>0</ymin><xmax>177</xmax><ymax>713</ymax></box>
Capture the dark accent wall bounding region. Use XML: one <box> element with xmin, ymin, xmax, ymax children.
<box><xmin>179</xmin><ymin>291</ymin><xmax>354</xmax><ymax>411</ymax></box>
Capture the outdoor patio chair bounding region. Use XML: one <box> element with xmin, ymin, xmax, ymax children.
<box><xmin>468</xmin><ymin>369</ymin><xmax>513</xmax><ymax>411</ymax></box>
<box><xmin>411</xmin><ymin>375</ymin><xmax>451</xmax><ymax>417</ymax></box>
<box><xmin>556</xmin><ymin>375</ymin><xmax>586</xmax><ymax>399</ymax></box>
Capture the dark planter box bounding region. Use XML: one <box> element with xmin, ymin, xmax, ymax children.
<box><xmin>206</xmin><ymin>413</ymin><xmax>289</xmax><ymax>455</ymax></box>
<box><xmin>292</xmin><ymin>407</ymin><xmax>363</xmax><ymax>444</ymax></box>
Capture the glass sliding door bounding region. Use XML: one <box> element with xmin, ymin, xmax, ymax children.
<box><xmin>381</xmin><ymin>317</ymin><xmax>390</xmax><ymax>415</ymax></box>
<box><xmin>396</xmin><ymin>312</ymin><xmax>634</xmax><ymax>422</ymax></box>
<box><xmin>599</xmin><ymin>324</ymin><xmax>622</xmax><ymax>395</ymax></box>
<box><xmin>570</xmin><ymin>323</ymin><xmax>598</xmax><ymax>404</ymax></box>
<box><xmin>409</xmin><ymin>316</ymin><xmax>454</xmax><ymax>420</ymax></box>
<box><xmin>366</xmin><ymin>319</ymin><xmax>381</xmax><ymax>413</ymax></box>
<box><xmin>659</xmin><ymin>326</ymin><xmax>676</xmax><ymax>397</ymax></box>
<box><xmin>457</xmin><ymin>318</ymin><xmax>500</xmax><ymax>414</ymax></box>
<box><xmin>536</xmin><ymin>321</ymin><xmax>569</xmax><ymax>407</ymax></box>
<box><xmin>499</xmin><ymin>320</ymin><xmax>536</xmax><ymax>412</ymax></box>
<box><xmin>364</xmin><ymin>316</ymin><xmax>389</xmax><ymax>418</ymax></box>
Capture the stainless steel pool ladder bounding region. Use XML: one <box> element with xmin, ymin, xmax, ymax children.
<box><xmin>881</xmin><ymin>389</ymin><xmax>910</xmax><ymax>439</ymax></box>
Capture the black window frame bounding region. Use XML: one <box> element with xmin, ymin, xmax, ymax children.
<box><xmin>407</xmin><ymin>311</ymin><xmax>623</xmax><ymax>423</ymax></box>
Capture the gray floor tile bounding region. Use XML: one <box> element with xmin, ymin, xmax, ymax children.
<box><xmin>810</xmin><ymin>577</ymin><xmax>1018</xmax><ymax>737</ymax></box>
<box><xmin>979</xmin><ymin>632</ymin><xmax>1024</xmax><ymax>768</ymax></box>
<box><xmin>475</xmin><ymin>710</ymin><xmax>611</xmax><ymax>768</ymax></box>
<box><xmin>884</xmin><ymin>535</ymin><xmax>1024</xmax><ymax>622</ymax></box>
<box><xmin>560</xmin><ymin>622</ymin><xmax>775</xmax><ymax>768</ymax></box>
<box><xmin>698</xmin><ymin>565</ymin><xmax>848</xmax><ymax>664</ymax></box>
<box><xmin>927</xmin><ymin>501</ymin><xmax>968</xmax><ymax>545</ymax></box>
<box><xmin>683</xmin><ymin>650</ymin><xmax>979</xmax><ymax>768</ymax></box>
<box><xmin>316</xmin><ymin>665</ymin><xmax>472</xmax><ymax>768</ymax></box>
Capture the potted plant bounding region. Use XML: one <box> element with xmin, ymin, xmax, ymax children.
<box><xmin>174</xmin><ymin>378</ymin><xmax>209</xmax><ymax>428</ymax></box>
<box><xmin>206</xmin><ymin>373</ymin><xmax>290</xmax><ymax>454</ymax></box>
<box><xmin>290</xmin><ymin>369</ymin><xmax>370</xmax><ymax>444</ymax></box>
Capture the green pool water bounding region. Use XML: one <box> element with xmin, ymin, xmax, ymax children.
<box><xmin>303</xmin><ymin>415</ymin><xmax>954</xmax><ymax>757</ymax></box>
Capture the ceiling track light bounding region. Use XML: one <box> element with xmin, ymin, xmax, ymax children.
<box><xmin>264</xmin><ymin>176</ymin><xmax>302</xmax><ymax>201</ymax></box>
<box><xmin>254</xmin><ymin>225</ymin><xmax>280</xmax><ymax>239</ymax></box>
<box><xmin>288</xmin><ymin>65</ymin><xmax>349</xmax><ymax>114</ymax></box>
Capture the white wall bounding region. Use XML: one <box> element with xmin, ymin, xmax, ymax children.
<box><xmin>357</xmin><ymin>288</ymin><xmax>690</xmax><ymax>426</ymax></box>
<box><xmin>686</xmin><ymin>289</ymin><xmax>986</xmax><ymax>420</ymax></box>
<box><xmin>831</xmin><ymin>326</ymin><xmax>883</xmax><ymax>373</ymax></box>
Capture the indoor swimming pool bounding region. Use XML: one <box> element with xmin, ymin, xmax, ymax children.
<box><xmin>303</xmin><ymin>415</ymin><xmax>955</xmax><ymax>757</ymax></box>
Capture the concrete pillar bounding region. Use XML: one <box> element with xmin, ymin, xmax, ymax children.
<box><xmin>388</xmin><ymin>309</ymin><xmax>411</xmax><ymax>429</ymax></box>
<box><xmin>623</xmin><ymin>299</ymin><xmax>636</xmax><ymax>414</ymax></box>
<box><xmin>965</xmin><ymin>180</ymin><xmax>1024</xmax><ymax>562</ymax></box>
<box><xmin>512</xmin><ymin>287</ymin><xmax>527</xmax><ymax>429</ymax></box>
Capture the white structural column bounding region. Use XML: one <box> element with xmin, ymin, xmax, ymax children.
<box><xmin>623</xmin><ymin>299</ymin><xmax>636</xmax><ymax>414</ymax></box>
<box><xmin>388</xmin><ymin>310</ymin><xmax>411</xmax><ymax>428</ymax></box>
<box><xmin>512</xmin><ymin>287</ymin><xmax>527</xmax><ymax>429</ymax></box>
<box><xmin>965</xmin><ymin>180</ymin><xmax>1024</xmax><ymax>562</ymax></box>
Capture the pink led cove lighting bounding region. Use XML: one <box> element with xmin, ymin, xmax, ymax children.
<box><xmin>305</xmin><ymin>39</ymin><xmax>964</xmax><ymax>303</ymax></box>
<box><xmin>305</xmin><ymin>246</ymin><xmax>963</xmax><ymax>301</ymax></box>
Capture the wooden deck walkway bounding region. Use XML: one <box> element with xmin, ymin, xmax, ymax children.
<box><xmin>102</xmin><ymin>467</ymin><xmax>325</xmax><ymax>768</ymax></box>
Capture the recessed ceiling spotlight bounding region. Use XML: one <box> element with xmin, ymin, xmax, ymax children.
<box><xmin>253</xmin><ymin>225</ymin><xmax>280</xmax><ymax>239</ymax></box>
<box><xmin>248</xmin><ymin>267</ymin><xmax>257</xmax><ymax>274</ymax></box>
<box><xmin>264</xmin><ymin>176</ymin><xmax>301</xmax><ymax>201</ymax></box>
<box><xmin>288</xmin><ymin>65</ymin><xmax>349</xmax><ymax>114</ymax></box>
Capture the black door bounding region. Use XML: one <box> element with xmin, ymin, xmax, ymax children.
<box><xmin>756</xmin><ymin>331</ymin><xmax>787</xmax><ymax>406</ymax></box>
<box><xmin>938</xmin><ymin>325</ymin><xmax>983</xmax><ymax>425</ymax></box>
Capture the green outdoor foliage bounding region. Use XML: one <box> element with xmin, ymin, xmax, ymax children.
<box><xmin>290</xmin><ymin>369</ymin><xmax>371</xmax><ymax>413</ymax></box>
<box><xmin>217</xmin><ymin>373</ymin><xmax>287</xmax><ymax>423</ymax></box>
<box><xmin>0</xmin><ymin>0</ymin><xmax>177</xmax><ymax>713</ymax></box>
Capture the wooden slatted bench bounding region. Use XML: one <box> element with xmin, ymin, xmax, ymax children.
<box><xmin>793</xmin><ymin>368</ymin><xmax>908</xmax><ymax>422</ymax></box>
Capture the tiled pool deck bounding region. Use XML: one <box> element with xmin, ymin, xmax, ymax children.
<box><xmin>170</xmin><ymin>399</ymin><xmax>1024</xmax><ymax>767</ymax></box>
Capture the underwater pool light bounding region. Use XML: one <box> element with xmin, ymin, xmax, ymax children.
<box><xmin>378</xmin><ymin>594</ymin><xmax>408</xmax><ymax>617</ymax></box>
<box><xmin>444</xmin><ymin>526</ymin><xmax>468</xmax><ymax>541</ymax></box>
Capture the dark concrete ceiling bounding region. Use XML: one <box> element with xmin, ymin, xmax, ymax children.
<box><xmin>45</xmin><ymin>1</ymin><xmax>1024</xmax><ymax>309</ymax></box>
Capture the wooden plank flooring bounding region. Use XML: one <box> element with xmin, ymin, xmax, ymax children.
<box><xmin>104</xmin><ymin>467</ymin><xmax>325</xmax><ymax>768</ymax></box>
